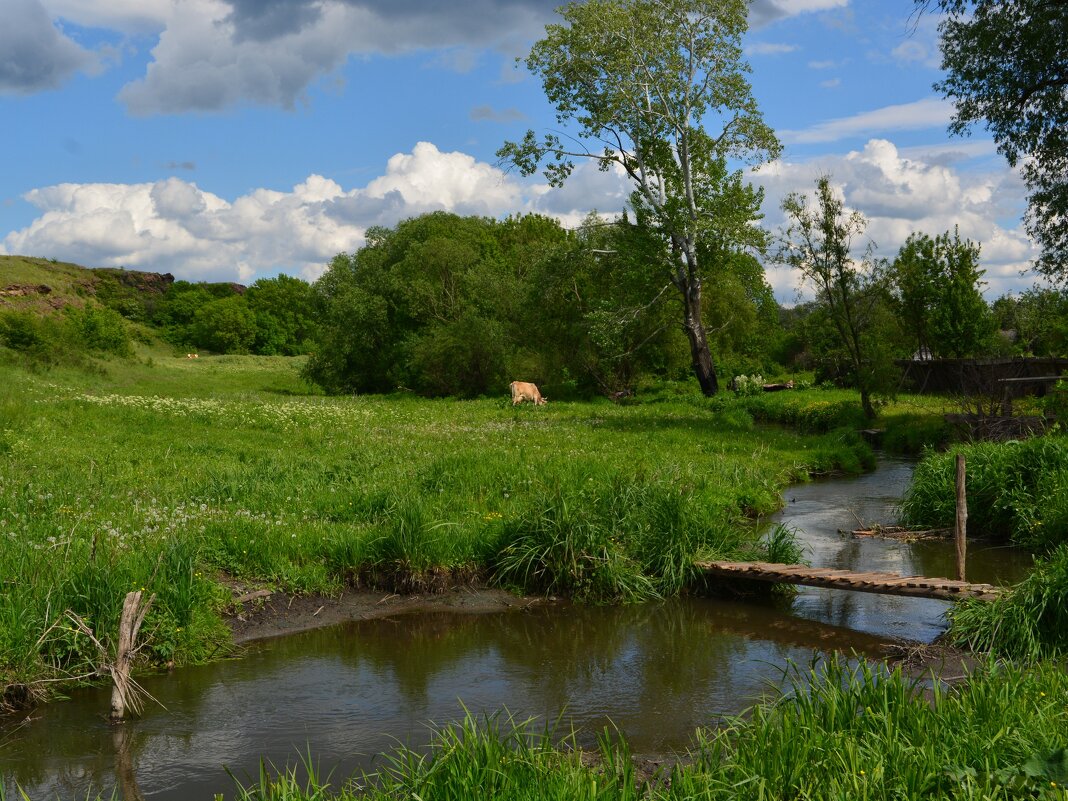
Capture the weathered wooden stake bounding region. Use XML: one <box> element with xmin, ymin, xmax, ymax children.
<box><xmin>110</xmin><ymin>590</ymin><xmax>155</xmax><ymax>720</ymax></box>
<box><xmin>955</xmin><ymin>453</ymin><xmax>967</xmax><ymax>582</ymax></box>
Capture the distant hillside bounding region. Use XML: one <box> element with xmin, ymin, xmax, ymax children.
<box><xmin>0</xmin><ymin>255</ymin><xmax>318</xmax><ymax>360</ymax></box>
<box><xmin>0</xmin><ymin>255</ymin><xmax>177</xmax><ymax>316</ymax></box>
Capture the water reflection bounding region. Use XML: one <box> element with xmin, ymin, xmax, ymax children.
<box><xmin>2</xmin><ymin>597</ymin><xmax>895</xmax><ymax>800</ymax></box>
<box><xmin>1</xmin><ymin>457</ymin><xmax>1037</xmax><ymax>800</ymax></box>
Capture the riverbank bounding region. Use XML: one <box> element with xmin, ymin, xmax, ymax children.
<box><xmin>2</xmin><ymin>353</ymin><xmax>880</xmax><ymax>708</ymax></box>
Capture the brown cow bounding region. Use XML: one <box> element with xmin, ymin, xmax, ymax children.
<box><xmin>510</xmin><ymin>381</ymin><xmax>546</xmax><ymax>406</ymax></box>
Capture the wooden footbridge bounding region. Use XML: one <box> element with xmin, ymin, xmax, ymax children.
<box><xmin>695</xmin><ymin>561</ymin><xmax>1005</xmax><ymax>601</ymax></box>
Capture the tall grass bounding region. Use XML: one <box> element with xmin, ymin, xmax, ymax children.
<box><xmin>902</xmin><ymin>438</ymin><xmax>1068</xmax><ymax>547</ymax></box>
<box><xmin>947</xmin><ymin>543</ymin><xmax>1068</xmax><ymax>659</ymax></box>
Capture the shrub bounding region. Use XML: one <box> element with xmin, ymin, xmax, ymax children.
<box><xmin>732</xmin><ymin>374</ymin><xmax>764</xmax><ymax>396</ymax></box>
<box><xmin>192</xmin><ymin>296</ymin><xmax>258</xmax><ymax>354</ymax></box>
<box><xmin>63</xmin><ymin>305</ymin><xmax>132</xmax><ymax>356</ymax></box>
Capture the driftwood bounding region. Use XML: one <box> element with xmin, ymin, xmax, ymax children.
<box><xmin>847</xmin><ymin>525</ymin><xmax>952</xmax><ymax>542</ymax></box>
<box><xmin>232</xmin><ymin>589</ymin><xmax>273</xmax><ymax>605</ymax></box>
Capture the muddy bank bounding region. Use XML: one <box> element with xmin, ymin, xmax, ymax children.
<box><xmin>225</xmin><ymin>579</ymin><xmax>985</xmax><ymax>689</ymax></box>
<box><xmin>226</xmin><ymin>583</ymin><xmax>549</xmax><ymax>645</ymax></box>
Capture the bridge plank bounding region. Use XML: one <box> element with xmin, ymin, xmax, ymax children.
<box><xmin>694</xmin><ymin>560</ymin><xmax>1005</xmax><ymax>601</ymax></box>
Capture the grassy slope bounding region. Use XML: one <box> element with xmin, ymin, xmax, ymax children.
<box><xmin>0</xmin><ymin>353</ymin><xmax>874</xmax><ymax>698</ymax></box>
<box><xmin>0</xmin><ymin>256</ymin><xmax>96</xmax><ymax>310</ymax></box>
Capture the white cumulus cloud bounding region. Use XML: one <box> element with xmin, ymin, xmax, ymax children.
<box><xmin>2</xmin><ymin>139</ymin><xmax>1040</xmax><ymax>300</ymax></box>
<box><xmin>753</xmin><ymin>139</ymin><xmax>1040</xmax><ymax>300</ymax></box>
<box><xmin>2</xmin><ymin>143</ymin><xmax>534</xmax><ymax>282</ymax></box>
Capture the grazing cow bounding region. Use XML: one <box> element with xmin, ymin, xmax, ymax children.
<box><xmin>510</xmin><ymin>381</ymin><xmax>546</xmax><ymax>406</ymax></box>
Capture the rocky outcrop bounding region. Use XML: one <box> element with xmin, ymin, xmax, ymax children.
<box><xmin>0</xmin><ymin>284</ymin><xmax>53</xmax><ymax>298</ymax></box>
<box><xmin>93</xmin><ymin>268</ymin><xmax>175</xmax><ymax>295</ymax></box>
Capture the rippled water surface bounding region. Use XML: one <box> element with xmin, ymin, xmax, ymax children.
<box><xmin>0</xmin><ymin>458</ymin><xmax>1034</xmax><ymax>800</ymax></box>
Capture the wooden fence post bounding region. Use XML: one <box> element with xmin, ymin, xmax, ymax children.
<box><xmin>955</xmin><ymin>454</ymin><xmax>967</xmax><ymax>582</ymax></box>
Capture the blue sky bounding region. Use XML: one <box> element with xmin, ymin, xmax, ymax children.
<box><xmin>0</xmin><ymin>0</ymin><xmax>1041</xmax><ymax>300</ymax></box>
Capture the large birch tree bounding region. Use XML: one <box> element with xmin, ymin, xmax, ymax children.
<box><xmin>498</xmin><ymin>0</ymin><xmax>780</xmax><ymax>395</ymax></box>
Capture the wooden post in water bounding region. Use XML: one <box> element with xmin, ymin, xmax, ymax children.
<box><xmin>110</xmin><ymin>590</ymin><xmax>155</xmax><ymax>720</ymax></box>
<box><xmin>955</xmin><ymin>454</ymin><xmax>967</xmax><ymax>581</ymax></box>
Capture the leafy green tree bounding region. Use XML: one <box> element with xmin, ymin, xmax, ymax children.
<box><xmin>498</xmin><ymin>0</ymin><xmax>780</xmax><ymax>395</ymax></box>
<box><xmin>922</xmin><ymin>0</ymin><xmax>1068</xmax><ymax>279</ymax></box>
<box><xmin>888</xmin><ymin>229</ymin><xmax>996</xmax><ymax>358</ymax></box>
<box><xmin>191</xmin><ymin>296</ymin><xmax>257</xmax><ymax>354</ymax></box>
<box><xmin>997</xmin><ymin>288</ymin><xmax>1068</xmax><ymax>356</ymax></box>
<box><xmin>305</xmin><ymin>213</ymin><xmax>515</xmax><ymax>397</ymax></box>
<box><xmin>64</xmin><ymin>305</ymin><xmax>133</xmax><ymax>356</ymax></box>
<box><xmin>245</xmin><ymin>274</ymin><xmax>316</xmax><ymax>355</ymax></box>
<box><xmin>701</xmin><ymin>247</ymin><xmax>781</xmax><ymax>375</ymax></box>
<box><xmin>778</xmin><ymin>176</ymin><xmax>895</xmax><ymax>419</ymax></box>
<box><xmin>304</xmin><ymin>259</ymin><xmax>395</xmax><ymax>394</ymax></box>
<box><xmin>558</xmin><ymin>215</ymin><xmax>687</xmax><ymax>394</ymax></box>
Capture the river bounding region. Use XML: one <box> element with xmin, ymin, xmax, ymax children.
<box><xmin>0</xmin><ymin>458</ymin><xmax>1034</xmax><ymax>800</ymax></box>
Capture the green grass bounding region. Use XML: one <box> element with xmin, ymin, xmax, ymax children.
<box><xmin>947</xmin><ymin>543</ymin><xmax>1068</xmax><ymax>660</ymax></box>
<box><xmin>901</xmin><ymin>438</ymin><xmax>1068</xmax><ymax>548</ymax></box>
<box><xmin>0</xmin><ymin>256</ymin><xmax>93</xmax><ymax>305</ymax></box>
<box><xmin>0</xmin><ymin>353</ymin><xmax>874</xmax><ymax>701</ymax></box>
<box><xmin>223</xmin><ymin>657</ymin><xmax>1068</xmax><ymax>801</ymax></box>
<box><xmin>739</xmin><ymin>386</ymin><xmax>957</xmax><ymax>453</ymax></box>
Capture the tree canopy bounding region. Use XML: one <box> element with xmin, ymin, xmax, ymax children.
<box><xmin>499</xmin><ymin>0</ymin><xmax>779</xmax><ymax>394</ymax></box>
<box><xmin>888</xmin><ymin>228</ymin><xmax>996</xmax><ymax>359</ymax></box>
<box><xmin>778</xmin><ymin>176</ymin><xmax>894</xmax><ymax>419</ymax></box>
<box><xmin>924</xmin><ymin>0</ymin><xmax>1068</xmax><ymax>278</ymax></box>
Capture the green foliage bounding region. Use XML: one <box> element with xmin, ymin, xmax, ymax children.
<box><xmin>777</xmin><ymin>176</ymin><xmax>898</xmax><ymax>419</ymax></box>
<box><xmin>929</xmin><ymin>0</ymin><xmax>1068</xmax><ymax>278</ymax></box>
<box><xmin>992</xmin><ymin>288</ymin><xmax>1068</xmax><ymax>356</ymax></box>
<box><xmin>902</xmin><ymin>437</ymin><xmax>1068</xmax><ymax>547</ymax></box>
<box><xmin>245</xmin><ymin>275</ymin><xmax>317</xmax><ymax>356</ymax></box>
<box><xmin>304</xmin><ymin>211</ymin><xmax>751</xmax><ymax>399</ymax></box>
<box><xmin>63</xmin><ymin>305</ymin><xmax>133</xmax><ymax>356</ymax></box>
<box><xmin>888</xmin><ymin>228</ymin><xmax>996</xmax><ymax>358</ymax></box>
<box><xmin>879</xmin><ymin>413</ymin><xmax>952</xmax><ymax>454</ymax></box>
<box><xmin>499</xmin><ymin>0</ymin><xmax>780</xmax><ymax>395</ymax></box>
<box><xmin>0</xmin><ymin>304</ymin><xmax>133</xmax><ymax>367</ymax></box>
<box><xmin>948</xmin><ymin>543</ymin><xmax>1068</xmax><ymax>659</ymax></box>
<box><xmin>153</xmin><ymin>281</ymin><xmax>224</xmax><ymax>344</ymax></box>
<box><xmin>731</xmin><ymin>374</ymin><xmax>765</xmax><ymax>397</ymax></box>
<box><xmin>304</xmin><ymin>212</ymin><xmax>517</xmax><ymax>396</ymax></box>
<box><xmin>741</xmin><ymin>389</ymin><xmax>870</xmax><ymax>435</ymax></box>
<box><xmin>192</xmin><ymin>295</ymin><xmax>258</xmax><ymax>354</ymax></box>
<box><xmin>704</xmin><ymin>250</ymin><xmax>782</xmax><ymax>374</ymax></box>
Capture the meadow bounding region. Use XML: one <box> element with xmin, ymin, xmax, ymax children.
<box><xmin>0</xmin><ymin>350</ymin><xmax>876</xmax><ymax>704</ymax></box>
<box><xmin>6</xmin><ymin>350</ymin><xmax>1068</xmax><ymax>801</ymax></box>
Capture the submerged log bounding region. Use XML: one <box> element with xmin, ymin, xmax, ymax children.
<box><xmin>847</xmin><ymin>525</ymin><xmax>952</xmax><ymax>541</ymax></box>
